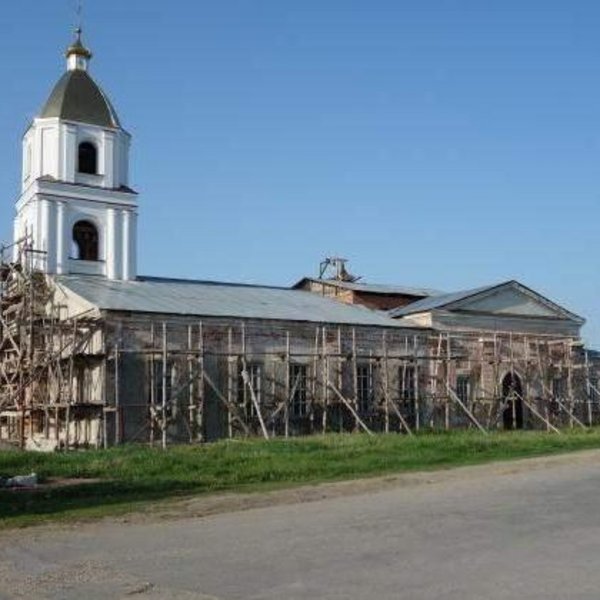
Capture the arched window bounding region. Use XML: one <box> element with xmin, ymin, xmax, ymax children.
<box><xmin>72</xmin><ymin>220</ymin><xmax>99</xmax><ymax>261</ymax></box>
<box><xmin>78</xmin><ymin>142</ymin><xmax>98</xmax><ymax>175</ymax></box>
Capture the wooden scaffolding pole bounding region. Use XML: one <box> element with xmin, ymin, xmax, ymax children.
<box><xmin>284</xmin><ymin>330</ymin><xmax>290</xmax><ymax>438</ymax></box>
<box><xmin>227</xmin><ymin>327</ymin><xmax>234</xmax><ymax>439</ymax></box>
<box><xmin>114</xmin><ymin>339</ymin><xmax>121</xmax><ymax>445</ymax></box>
<box><xmin>382</xmin><ymin>331</ymin><xmax>390</xmax><ymax>434</ymax></box>
<box><xmin>328</xmin><ymin>382</ymin><xmax>373</xmax><ymax>436</ymax></box>
<box><xmin>445</xmin><ymin>382</ymin><xmax>487</xmax><ymax>434</ymax></box>
<box><xmin>352</xmin><ymin>328</ymin><xmax>359</xmax><ymax>432</ymax></box>
<box><xmin>310</xmin><ymin>327</ymin><xmax>319</xmax><ymax>434</ymax></box>
<box><xmin>149</xmin><ymin>322</ymin><xmax>156</xmax><ymax>445</ymax></box>
<box><xmin>161</xmin><ymin>321</ymin><xmax>168</xmax><ymax>449</ymax></box>
<box><xmin>197</xmin><ymin>321</ymin><xmax>205</xmax><ymax>442</ymax></box>
<box><xmin>321</xmin><ymin>326</ymin><xmax>328</xmax><ymax>434</ymax></box>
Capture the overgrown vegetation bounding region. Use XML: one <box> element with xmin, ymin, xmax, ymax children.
<box><xmin>2</xmin><ymin>429</ymin><xmax>600</xmax><ymax>529</ymax></box>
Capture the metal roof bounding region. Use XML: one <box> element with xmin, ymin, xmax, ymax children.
<box><xmin>294</xmin><ymin>278</ymin><xmax>441</xmax><ymax>297</ymax></box>
<box><xmin>389</xmin><ymin>280</ymin><xmax>585</xmax><ymax>323</ymax></box>
<box><xmin>389</xmin><ymin>284</ymin><xmax>497</xmax><ymax>317</ymax></box>
<box><xmin>56</xmin><ymin>275</ymin><xmax>421</xmax><ymax>328</ymax></box>
<box><xmin>40</xmin><ymin>70</ymin><xmax>121</xmax><ymax>128</ymax></box>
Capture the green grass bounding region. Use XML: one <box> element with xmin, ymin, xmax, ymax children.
<box><xmin>2</xmin><ymin>429</ymin><xmax>600</xmax><ymax>529</ymax></box>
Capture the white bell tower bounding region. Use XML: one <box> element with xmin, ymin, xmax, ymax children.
<box><xmin>14</xmin><ymin>29</ymin><xmax>138</xmax><ymax>281</ymax></box>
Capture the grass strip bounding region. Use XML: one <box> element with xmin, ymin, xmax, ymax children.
<box><xmin>2</xmin><ymin>429</ymin><xmax>600</xmax><ymax>529</ymax></box>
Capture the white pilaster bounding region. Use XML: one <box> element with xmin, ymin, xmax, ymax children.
<box><xmin>102</xmin><ymin>131</ymin><xmax>115</xmax><ymax>188</ymax></box>
<box><xmin>121</xmin><ymin>209</ymin><xmax>131</xmax><ymax>281</ymax></box>
<box><xmin>12</xmin><ymin>218</ymin><xmax>20</xmax><ymax>262</ymax></box>
<box><xmin>41</xmin><ymin>199</ymin><xmax>57</xmax><ymax>273</ymax></box>
<box><xmin>56</xmin><ymin>201</ymin><xmax>68</xmax><ymax>274</ymax></box>
<box><xmin>62</xmin><ymin>124</ymin><xmax>77</xmax><ymax>183</ymax></box>
<box><xmin>106</xmin><ymin>208</ymin><xmax>122</xmax><ymax>280</ymax></box>
<box><xmin>128</xmin><ymin>211</ymin><xmax>137</xmax><ymax>280</ymax></box>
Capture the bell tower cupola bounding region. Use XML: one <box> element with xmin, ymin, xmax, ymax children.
<box><xmin>14</xmin><ymin>28</ymin><xmax>138</xmax><ymax>281</ymax></box>
<box><xmin>66</xmin><ymin>27</ymin><xmax>92</xmax><ymax>72</ymax></box>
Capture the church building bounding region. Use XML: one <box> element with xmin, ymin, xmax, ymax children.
<box><xmin>1</xmin><ymin>31</ymin><xmax>598</xmax><ymax>449</ymax></box>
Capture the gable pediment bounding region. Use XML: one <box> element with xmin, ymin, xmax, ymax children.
<box><xmin>446</xmin><ymin>282</ymin><xmax>582</xmax><ymax>323</ymax></box>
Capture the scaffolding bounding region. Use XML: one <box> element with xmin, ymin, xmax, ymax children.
<box><xmin>0</xmin><ymin>240</ymin><xmax>103</xmax><ymax>449</ymax></box>
<box><xmin>106</xmin><ymin>318</ymin><xmax>600</xmax><ymax>449</ymax></box>
<box><xmin>0</xmin><ymin>250</ymin><xmax>599</xmax><ymax>450</ymax></box>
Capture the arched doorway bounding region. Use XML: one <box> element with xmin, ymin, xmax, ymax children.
<box><xmin>502</xmin><ymin>372</ymin><xmax>524</xmax><ymax>430</ymax></box>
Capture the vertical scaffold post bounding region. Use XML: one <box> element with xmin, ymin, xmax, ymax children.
<box><xmin>187</xmin><ymin>324</ymin><xmax>194</xmax><ymax>442</ymax></box>
<box><xmin>149</xmin><ymin>322</ymin><xmax>156</xmax><ymax>445</ymax></box>
<box><xmin>352</xmin><ymin>328</ymin><xmax>359</xmax><ymax>432</ymax></box>
<box><xmin>383</xmin><ymin>331</ymin><xmax>389</xmax><ymax>434</ymax></box>
<box><xmin>161</xmin><ymin>321</ymin><xmax>167</xmax><ymax>449</ymax></box>
<box><xmin>585</xmin><ymin>349</ymin><xmax>593</xmax><ymax>427</ymax></box>
<box><xmin>284</xmin><ymin>330</ymin><xmax>291</xmax><ymax>438</ymax></box>
<box><xmin>197</xmin><ymin>321</ymin><xmax>205</xmax><ymax>441</ymax></box>
<box><xmin>114</xmin><ymin>340</ymin><xmax>121</xmax><ymax>445</ymax></box>
<box><xmin>227</xmin><ymin>327</ymin><xmax>234</xmax><ymax>439</ymax></box>
<box><xmin>322</xmin><ymin>326</ymin><xmax>328</xmax><ymax>434</ymax></box>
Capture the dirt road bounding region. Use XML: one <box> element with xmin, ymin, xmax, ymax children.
<box><xmin>2</xmin><ymin>450</ymin><xmax>600</xmax><ymax>599</ymax></box>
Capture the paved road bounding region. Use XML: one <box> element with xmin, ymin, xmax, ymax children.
<box><xmin>2</xmin><ymin>451</ymin><xmax>600</xmax><ymax>599</ymax></box>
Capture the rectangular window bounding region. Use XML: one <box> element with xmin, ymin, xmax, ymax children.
<box><xmin>590</xmin><ymin>378</ymin><xmax>599</xmax><ymax>403</ymax></box>
<box><xmin>399</xmin><ymin>365</ymin><xmax>417</xmax><ymax>401</ymax></box>
<box><xmin>290</xmin><ymin>364</ymin><xmax>308</xmax><ymax>417</ymax></box>
<box><xmin>552</xmin><ymin>377</ymin><xmax>566</xmax><ymax>401</ymax></box>
<box><xmin>356</xmin><ymin>364</ymin><xmax>374</xmax><ymax>414</ymax></box>
<box><xmin>150</xmin><ymin>359</ymin><xmax>174</xmax><ymax>405</ymax></box>
<box><xmin>238</xmin><ymin>362</ymin><xmax>262</xmax><ymax>418</ymax></box>
<box><xmin>456</xmin><ymin>374</ymin><xmax>471</xmax><ymax>404</ymax></box>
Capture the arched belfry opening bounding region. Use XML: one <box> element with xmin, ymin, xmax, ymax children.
<box><xmin>502</xmin><ymin>372</ymin><xmax>524</xmax><ymax>430</ymax></box>
<box><xmin>72</xmin><ymin>220</ymin><xmax>99</xmax><ymax>261</ymax></box>
<box><xmin>78</xmin><ymin>142</ymin><xmax>98</xmax><ymax>175</ymax></box>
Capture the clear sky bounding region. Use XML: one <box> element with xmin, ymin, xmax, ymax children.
<box><xmin>0</xmin><ymin>1</ymin><xmax>598</xmax><ymax>346</ymax></box>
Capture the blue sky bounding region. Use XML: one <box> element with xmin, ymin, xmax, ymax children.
<box><xmin>0</xmin><ymin>1</ymin><xmax>599</xmax><ymax>346</ymax></box>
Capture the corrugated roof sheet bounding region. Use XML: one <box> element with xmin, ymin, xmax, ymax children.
<box><xmin>295</xmin><ymin>278</ymin><xmax>441</xmax><ymax>297</ymax></box>
<box><xmin>389</xmin><ymin>284</ymin><xmax>500</xmax><ymax>317</ymax></box>
<box><xmin>56</xmin><ymin>275</ymin><xmax>421</xmax><ymax>328</ymax></box>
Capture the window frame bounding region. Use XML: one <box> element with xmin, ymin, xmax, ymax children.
<box><xmin>356</xmin><ymin>363</ymin><xmax>375</xmax><ymax>414</ymax></box>
<box><xmin>456</xmin><ymin>374</ymin><xmax>471</xmax><ymax>405</ymax></box>
<box><xmin>238</xmin><ymin>362</ymin><xmax>263</xmax><ymax>419</ymax></box>
<box><xmin>399</xmin><ymin>364</ymin><xmax>417</xmax><ymax>402</ymax></box>
<box><xmin>289</xmin><ymin>363</ymin><xmax>308</xmax><ymax>418</ymax></box>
